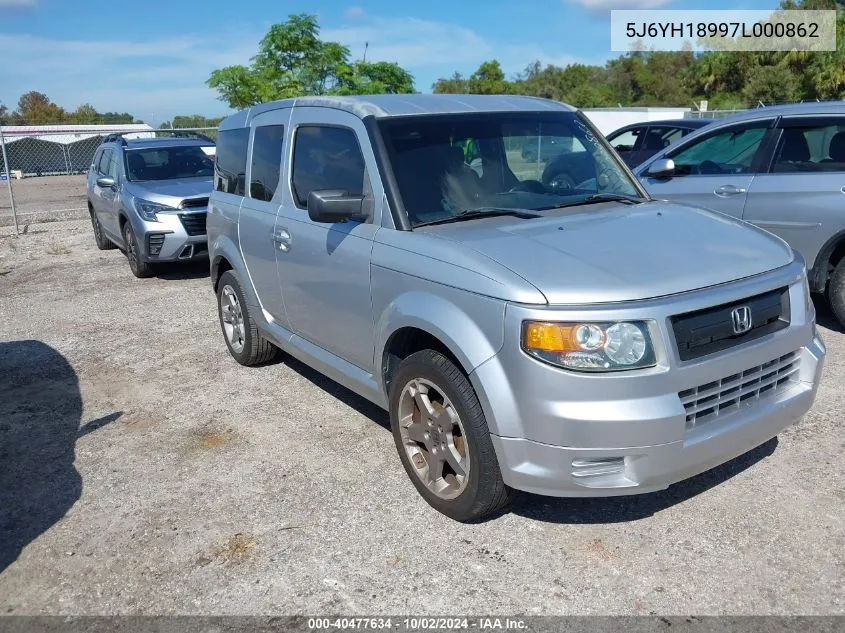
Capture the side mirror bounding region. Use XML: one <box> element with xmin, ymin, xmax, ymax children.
<box><xmin>96</xmin><ymin>176</ymin><xmax>116</xmax><ymax>189</ymax></box>
<box><xmin>307</xmin><ymin>190</ymin><xmax>364</xmax><ymax>224</ymax></box>
<box><xmin>646</xmin><ymin>158</ymin><xmax>675</xmax><ymax>179</ymax></box>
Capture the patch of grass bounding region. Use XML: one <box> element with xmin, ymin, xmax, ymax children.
<box><xmin>45</xmin><ymin>243</ymin><xmax>71</xmax><ymax>256</ymax></box>
<box><xmin>216</xmin><ymin>532</ymin><xmax>257</xmax><ymax>565</ymax></box>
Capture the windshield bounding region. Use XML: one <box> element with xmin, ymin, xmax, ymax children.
<box><xmin>378</xmin><ymin>112</ymin><xmax>644</xmax><ymax>227</ymax></box>
<box><xmin>124</xmin><ymin>146</ymin><xmax>215</xmax><ymax>182</ymax></box>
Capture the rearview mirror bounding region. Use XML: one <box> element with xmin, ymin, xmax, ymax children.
<box><xmin>307</xmin><ymin>190</ymin><xmax>364</xmax><ymax>224</ymax></box>
<box><xmin>646</xmin><ymin>158</ymin><xmax>675</xmax><ymax>179</ymax></box>
<box><xmin>96</xmin><ymin>176</ymin><xmax>116</xmax><ymax>189</ymax></box>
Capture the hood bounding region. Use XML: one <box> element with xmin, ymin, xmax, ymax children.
<box><xmin>420</xmin><ymin>200</ymin><xmax>793</xmax><ymax>304</ymax></box>
<box><xmin>125</xmin><ymin>177</ymin><xmax>212</xmax><ymax>206</ymax></box>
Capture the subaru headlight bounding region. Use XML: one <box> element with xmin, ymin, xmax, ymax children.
<box><xmin>522</xmin><ymin>320</ymin><xmax>656</xmax><ymax>372</ymax></box>
<box><xmin>132</xmin><ymin>198</ymin><xmax>173</xmax><ymax>222</ymax></box>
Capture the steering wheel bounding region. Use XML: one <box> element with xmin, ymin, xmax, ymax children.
<box><xmin>545</xmin><ymin>171</ymin><xmax>576</xmax><ymax>192</ymax></box>
<box><xmin>699</xmin><ymin>160</ymin><xmax>723</xmax><ymax>175</ymax></box>
<box><xmin>508</xmin><ymin>180</ymin><xmax>546</xmax><ymax>194</ymax></box>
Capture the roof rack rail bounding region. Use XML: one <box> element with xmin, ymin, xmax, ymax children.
<box><xmin>101</xmin><ymin>133</ymin><xmax>128</xmax><ymax>145</ymax></box>
<box><xmin>163</xmin><ymin>130</ymin><xmax>215</xmax><ymax>142</ymax></box>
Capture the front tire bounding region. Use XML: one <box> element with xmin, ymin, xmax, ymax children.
<box><xmin>216</xmin><ymin>270</ymin><xmax>277</xmax><ymax>366</ymax></box>
<box><xmin>389</xmin><ymin>349</ymin><xmax>513</xmax><ymax>522</ymax></box>
<box><xmin>122</xmin><ymin>221</ymin><xmax>154</xmax><ymax>278</ymax></box>
<box><xmin>828</xmin><ymin>258</ymin><xmax>845</xmax><ymax>328</ymax></box>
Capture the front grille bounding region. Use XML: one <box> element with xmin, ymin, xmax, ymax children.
<box><xmin>178</xmin><ymin>212</ymin><xmax>207</xmax><ymax>236</ymax></box>
<box><xmin>180</xmin><ymin>197</ymin><xmax>209</xmax><ymax>209</ymax></box>
<box><xmin>671</xmin><ymin>287</ymin><xmax>790</xmax><ymax>361</ymax></box>
<box><xmin>679</xmin><ymin>351</ymin><xmax>800</xmax><ymax>428</ymax></box>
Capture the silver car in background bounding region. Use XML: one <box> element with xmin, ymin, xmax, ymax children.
<box><xmin>635</xmin><ymin>102</ymin><xmax>845</xmax><ymax>327</ymax></box>
<box><xmin>208</xmin><ymin>95</ymin><xmax>824</xmax><ymax>522</ymax></box>
<box><xmin>86</xmin><ymin>134</ymin><xmax>215</xmax><ymax>277</ymax></box>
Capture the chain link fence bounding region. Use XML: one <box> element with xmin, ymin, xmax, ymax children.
<box><xmin>0</xmin><ymin>125</ymin><xmax>217</xmax><ymax>233</ymax></box>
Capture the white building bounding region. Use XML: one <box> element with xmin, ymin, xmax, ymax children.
<box><xmin>581</xmin><ymin>107</ymin><xmax>692</xmax><ymax>135</ymax></box>
<box><xmin>0</xmin><ymin>123</ymin><xmax>155</xmax><ymax>177</ymax></box>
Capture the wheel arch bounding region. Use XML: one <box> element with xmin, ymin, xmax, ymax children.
<box><xmin>810</xmin><ymin>228</ymin><xmax>845</xmax><ymax>292</ymax></box>
<box><xmin>375</xmin><ymin>291</ymin><xmax>506</xmax><ymax>399</ymax></box>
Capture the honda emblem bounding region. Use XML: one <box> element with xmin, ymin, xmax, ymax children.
<box><xmin>731</xmin><ymin>305</ymin><xmax>753</xmax><ymax>335</ymax></box>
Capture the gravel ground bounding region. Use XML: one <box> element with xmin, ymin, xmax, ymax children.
<box><xmin>0</xmin><ymin>219</ymin><xmax>843</xmax><ymax>616</ymax></box>
<box><xmin>0</xmin><ymin>175</ymin><xmax>88</xmax><ymax>226</ymax></box>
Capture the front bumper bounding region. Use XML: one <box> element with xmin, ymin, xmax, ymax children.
<box><xmin>489</xmin><ymin>335</ymin><xmax>823</xmax><ymax>497</ymax></box>
<box><xmin>471</xmin><ymin>261</ymin><xmax>826</xmax><ymax>497</ymax></box>
<box><xmin>134</xmin><ymin>211</ymin><xmax>207</xmax><ymax>262</ymax></box>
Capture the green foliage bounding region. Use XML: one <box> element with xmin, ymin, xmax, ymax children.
<box><xmin>207</xmin><ymin>13</ymin><xmax>415</xmax><ymax>108</ymax></box>
<box><xmin>0</xmin><ymin>92</ymin><xmax>137</xmax><ymax>125</ymax></box>
<box><xmin>433</xmin><ymin>0</ymin><xmax>845</xmax><ymax>110</ymax></box>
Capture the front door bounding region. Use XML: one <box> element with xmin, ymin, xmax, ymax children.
<box><xmin>275</xmin><ymin>107</ymin><xmax>383</xmax><ymax>371</ymax></box>
<box><xmin>641</xmin><ymin>120</ymin><xmax>772</xmax><ymax>219</ymax></box>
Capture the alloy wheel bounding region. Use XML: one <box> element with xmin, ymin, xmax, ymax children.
<box><xmin>397</xmin><ymin>377</ymin><xmax>470</xmax><ymax>500</ymax></box>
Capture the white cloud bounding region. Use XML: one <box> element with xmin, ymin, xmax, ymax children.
<box><xmin>344</xmin><ymin>6</ymin><xmax>366</xmax><ymax>20</ymax></box>
<box><xmin>0</xmin><ymin>32</ymin><xmax>257</xmax><ymax>123</ymax></box>
<box><xmin>565</xmin><ymin>0</ymin><xmax>673</xmax><ymax>9</ymax></box>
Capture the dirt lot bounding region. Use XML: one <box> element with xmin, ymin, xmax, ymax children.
<box><xmin>0</xmin><ymin>219</ymin><xmax>843</xmax><ymax>616</ymax></box>
<box><xmin>0</xmin><ymin>175</ymin><xmax>88</xmax><ymax>226</ymax></box>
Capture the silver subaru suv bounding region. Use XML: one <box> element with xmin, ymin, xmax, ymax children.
<box><xmin>207</xmin><ymin>95</ymin><xmax>825</xmax><ymax>522</ymax></box>
<box><xmin>86</xmin><ymin>134</ymin><xmax>215</xmax><ymax>277</ymax></box>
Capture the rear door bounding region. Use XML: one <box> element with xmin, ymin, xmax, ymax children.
<box><xmin>238</xmin><ymin>113</ymin><xmax>290</xmax><ymax>324</ymax></box>
<box><xmin>640</xmin><ymin>119</ymin><xmax>774</xmax><ymax>218</ymax></box>
<box><xmin>742</xmin><ymin>115</ymin><xmax>845</xmax><ymax>274</ymax></box>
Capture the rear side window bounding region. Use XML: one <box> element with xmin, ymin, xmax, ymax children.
<box><xmin>250</xmin><ymin>125</ymin><xmax>285</xmax><ymax>202</ymax></box>
<box><xmin>215</xmin><ymin>128</ymin><xmax>249</xmax><ymax>195</ymax></box>
<box><xmin>291</xmin><ymin>126</ymin><xmax>365</xmax><ymax>208</ymax></box>
<box><xmin>771</xmin><ymin>120</ymin><xmax>845</xmax><ymax>173</ymax></box>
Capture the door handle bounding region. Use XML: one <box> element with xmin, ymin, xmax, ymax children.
<box><xmin>714</xmin><ymin>184</ymin><xmax>746</xmax><ymax>197</ymax></box>
<box><xmin>273</xmin><ymin>227</ymin><xmax>292</xmax><ymax>252</ymax></box>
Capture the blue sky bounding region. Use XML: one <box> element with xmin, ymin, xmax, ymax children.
<box><xmin>0</xmin><ymin>0</ymin><xmax>776</xmax><ymax>126</ymax></box>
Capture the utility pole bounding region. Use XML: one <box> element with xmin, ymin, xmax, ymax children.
<box><xmin>363</xmin><ymin>42</ymin><xmax>368</xmax><ymax>63</ymax></box>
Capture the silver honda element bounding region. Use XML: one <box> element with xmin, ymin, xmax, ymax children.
<box><xmin>207</xmin><ymin>95</ymin><xmax>825</xmax><ymax>521</ymax></box>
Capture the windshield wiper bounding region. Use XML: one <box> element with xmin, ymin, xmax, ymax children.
<box><xmin>414</xmin><ymin>207</ymin><xmax>541</xmax><ymax>228</ymax></box>
<box><xmin>538</xmin><ymin>193</ymin><xmax>645</xmax><ymax>211</ymax></box>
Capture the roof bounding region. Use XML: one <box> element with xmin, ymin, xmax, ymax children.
<box><xmin>0</xmin><ymin>123</ymin><xmax>154</xmax><ymax>145</ymax></box>
<box><xmin>707</xmin><ymin>101</ymin><xmax>845</xmax><ymax>124</ymax></box>
<box><xmin>612</xmin><ymin>118</ymin><xmax>711</xmax><ymax>132</ymax></box>
<box><xmin>221</xmin><ymin>94</ymin><xmax>576</xmax><ymax>130</ymax></box>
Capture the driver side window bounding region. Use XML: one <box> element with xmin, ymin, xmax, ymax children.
<box><xmin>669</xmin><ymin>124</ymin><xmax>768</xmax><ymax>176</ymax></box>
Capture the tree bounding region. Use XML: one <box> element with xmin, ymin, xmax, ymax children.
<box><xmin>207</xmin><ymin>13</ymin><xmax>415</xmax><ymax>108</ymax></box>
<box><xmin>16</xmin><ymin>91</ymin><xmax>66</xmax><ymax>124</ymax></box>
<box><xmin>743</xmin><ymin>64</ymin><xmax>800</xmax><ymax>103</ymax></box>
<box><xmin>468</xmin><ymin>60</ymin><xmax>510</xmax><ymax>94</ymax></box>
<box><xmin>0</xmin><ymin>102</ymin><xmax>8</xmax><ymax>125</ymax></box>
<box><xmin>69</xmin><ymin>103</ymin><xmax>99</xmax><ymax>124</ymax></box>
<box><xmin>432</xmin><ymin>72</ymin><xmax>470</xmax><ymax>94</ymax></box>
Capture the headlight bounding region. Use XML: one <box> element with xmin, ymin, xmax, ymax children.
<box><xmin>522</xmin><ymin>320</ymin><xmax>656</xmax><ymax>372</ymax></box>
<box><xmin>132</xmin><ymin>198</ymin><xmax>173</xmax><ymax>222</ymax></box>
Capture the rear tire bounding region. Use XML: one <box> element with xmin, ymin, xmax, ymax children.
<box><xmin>89</xmin><ymin>206</ymin><xmax>115</xmax><ymax>250</ymax></box>
<box><xmin>388</xmin><ymin>349</ymin><xmax>513</xmax><ymax>522</ymax></box>
<box><xmin>828</xmin><ymin>258</ymin><xmax>845</xmax><ymax>329</ymax></box>
<box><xmin>216</xmin><ymin>270</ymin><xmax>277</xmax><ymax>366</ymax></box>
<box><xmin>122</xmin><ymin>221</ymin><xmax>154</xmax><ymax>278</ymax></box>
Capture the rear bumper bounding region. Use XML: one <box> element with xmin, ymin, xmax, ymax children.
<box><xmin>489</xmin><ymin>333</ymin><xmax>824</xmax><ymax>497</ymax></box>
